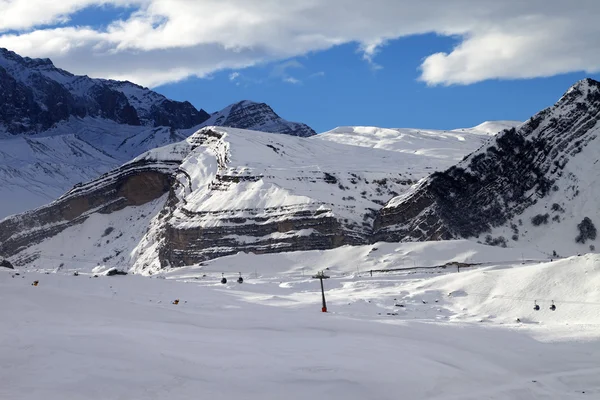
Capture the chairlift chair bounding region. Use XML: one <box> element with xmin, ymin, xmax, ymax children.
<box><xmin>533</xmin><ymin>301</ymin><xmax>540</xmax><ymax>311</ymax></box>
<box><xmin>221</xmin><ymin>273</ymin><xmax>227</xmax><ymax>284</ymax></box>
<box><xmin>237</xmin><ymin>272</ymin><xmax>243</xmax><ymax>284</ymax></box>
<box><xmin>549</xmin><ymin>300</ymin><xmax>556</xmax><ymax>311</ymax></box>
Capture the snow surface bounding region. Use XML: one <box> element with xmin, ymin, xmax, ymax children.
<box><xmin>315</xmin><ymin>120</ymin><xmax>521</xmax><ymax>162</ymax></box>
<box><xmin>2</xmin><ymin>241</ymin><xmax>600</xmax><ymax>399</ymax></box>
<box><xmin>452</xmin><ymin>120</ymin><xmax>523</xmax><ymax>135</ymax></box>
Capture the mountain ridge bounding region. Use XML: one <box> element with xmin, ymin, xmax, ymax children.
<box><xmin>373</xmin><ymin>78</ymin><xmax>600</xmax><ymax>257</ymax></box>
<box><xmin>0</xmin><ymin>47</ymin><xmax>210</xmax><ymax>134</ymax></box>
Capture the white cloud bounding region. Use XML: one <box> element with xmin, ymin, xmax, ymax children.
<box><xmin>0</xmin><ymin>0</ymin><xmax>599</xmax><ymax>86</ymax></box>
<box><xmin>283</xmin><ymin>77</ymin><xmax>301</xmax><ymax>85</ymax></box>
<box><xmin>271</xmin><ymin>59</ymin><xmax>304</xmax><ymax>84</ymax></box>
<box><xmin>0</xmin><ymin>0</ymin><xmax>137</xmax><ymax>32</ymax></box>
<box><xmin>360</xmin><ymin>39</ymin><xmax>386</xmax><ymax>70</ymax></box>
<box><xmin>229</xmin><ymin>72</ymin><xmax>240</xmax><ymax>81</ymax></box>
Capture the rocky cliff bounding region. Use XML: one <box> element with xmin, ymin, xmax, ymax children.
<box><xmin>374</xmin><ymin>78</ymin><xmax>600</xmax><ymax>256</ymax></box>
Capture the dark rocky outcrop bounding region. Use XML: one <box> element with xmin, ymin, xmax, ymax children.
<box><xmin>201</xmin><ymin>100</ymin><xmax>316</xmax><ymax>137</ymax></box>
<box><xmin>0</xmin><ymin>48</ymin><xmax>209</xmax><ymax>134</ymax></box>
<box><xmin>160</xmin><ymin>205</ymin><xmax>357</xmax><ymax>267</ymax></box>
<box><xmin>374</xmin><ymin>78</ymin><xmax>600</xmax><ymax>243</ymax></box>
<box><xmin>0</xmin><ymin>259</ymin><xmax>14</xmax><ymax>269</ymax></box>
<box><xmin>106</xmin><ymin>268</ymin><xmax>128</xmax><ymax>276</ymax></box>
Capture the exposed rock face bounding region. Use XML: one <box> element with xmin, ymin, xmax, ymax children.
<box><xmin>199</xmin><ymin>100</ymin><xmax>316</xmax><ymax>137</ymax></box>
<box><xmin>0</xmin><ymin>156</ymin><xmax>177</xmax><ymax>260</ymax></box>
<box><xmin>0</xmin><ymin>48</ymin><xmax>209</xmax><ymax>134</ymax></box>
<box><xmin>161</xmin><ymin>206</ymin><xmax>352</xmax><ymax>267</ymax></box>
<box><xmin>374</xmin><ymin>78</ymin><xmax>600</xmax><ymax>254</ymax></box>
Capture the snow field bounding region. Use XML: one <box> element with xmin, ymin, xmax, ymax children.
<box><xmin>2</xmin><ymin>242</ymin><xmax>600</xmax><ymax>399</ymax></box>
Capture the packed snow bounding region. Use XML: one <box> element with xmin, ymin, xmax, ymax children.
<box><xmin>2</xmin><ymin>241</ymin><xmax>600</xmax><ymax>399</ymax></box>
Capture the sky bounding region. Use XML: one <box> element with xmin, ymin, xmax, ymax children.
<box><xmin>1</xmin><ymin>1</ymin><xmax>600</xmax><ymax>132</ymax></box>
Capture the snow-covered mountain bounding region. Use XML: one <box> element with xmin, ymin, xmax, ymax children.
<box><xmin>4</xmin><ymin>49</ymin><xmax>596</xmax><ymax>270</ymax></box>
<box><xmin>0</xmin><ymin>49</ymin><xmax>317</xmax><ymax>219</ymax></box>
<box><xmin>0</xmin><ymin>120</ymin><xmax>494</xmax><ymax>273</ymax></box>
<box><xmin>316</xmin><ymin>121</ymin><xmax>520</xmax><ymax>160</ymax></box>
<box><xmin>375</xmin><ymin>78</ymin><xmax>600</xmax><ymax>258</ymax></box>
<box><xmin>198</xmin><ymin>100</ymin><xmax>316</xmax><ymax>137</ymax></box>
<box><xmin>0</xmin><ymin>48</ymin><xmax>210</xmax><ymax>134</ymax></box>
<box><xmin>452</xmin><ymin>120</ymin><xmax>523</xmax><ymax>135</ymax></box>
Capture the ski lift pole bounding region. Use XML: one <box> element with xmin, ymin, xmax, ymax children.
<box><xmin>312</xmin><ymin>271</ymin><xmax>330</xmax><ymax>312</ymax></box>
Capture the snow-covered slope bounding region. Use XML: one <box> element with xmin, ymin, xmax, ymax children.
<box><xmin>198</xmin><ymin>100</ymin><xmax>316</xmax><ymax>137</ymax></box>
<box><xmin>315</xmin><ymin>121</ymin><xmax>520</xmax><ymax>161</ymax></box>
<box><xmin>375</xmin><ymin>78</ymin><xmax>600</xmax><ymax>259</ymax></box>
<box><xmin>0</xmin><ymin>107</ymin><xmax>569</xmax><ymax>272</ymax></box>
<box><xmin>2</xmin><ymin>241</ymin><xmax>600</xmax><ymax>399</ymax></box>
<box><xmin>452</xmin><ymin>120</ymin><xmax>523</xmax><ymax>135</ymax></box>
<box><xmin>0</xmin><ymin>48</ymin><xmax>207</xmax><ymax>218</ymax></box>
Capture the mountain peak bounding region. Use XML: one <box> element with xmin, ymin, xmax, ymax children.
<box><xmin>558</xmin><ymin>77</ymin><xmax>600</xmax><ymax>104</ymax></box>
<box><xmin>201</xmin><ymin>100</ymin><xmax>316</xmax><ymax>137</ymax></box>
<box><xmin>0</xmin><ymin>47</ymin><xmax>56</xmax><ymax>69</ymax></box>
<box><xmin>574</xmin><ymin>77</ymin><xmax>600</xmax><ymax>88</ymax></box>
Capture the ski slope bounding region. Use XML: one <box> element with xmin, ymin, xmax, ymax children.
<box><xmin>2</xmin><ymin>243</ymin><xmax>599</xmax><ymax>399</ymax></box>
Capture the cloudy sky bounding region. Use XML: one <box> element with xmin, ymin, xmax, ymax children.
<box><xmin>1</xmin><ymin>0</ymin><xmax>599</xmax><ymax>131</ymax></box>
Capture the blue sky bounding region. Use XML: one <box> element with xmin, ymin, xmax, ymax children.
<box><xmin>156</xmin><ymin>37</ymin><xmax>600</xmax><ymax>132</ymax></box>
<box><xmin>3</xmin><ymin>1</ymin><xmax>600</xmax><ymax>133</ymax></box>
